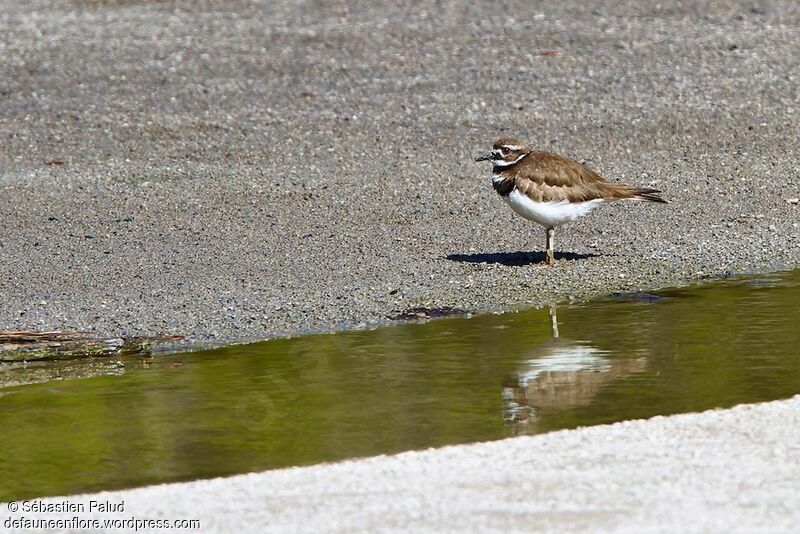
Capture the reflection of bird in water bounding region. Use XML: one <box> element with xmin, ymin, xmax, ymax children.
<box><xmin>502</xmin><ymin>305</ymin><xmax>646</xmax><ymax>433</ymax></box>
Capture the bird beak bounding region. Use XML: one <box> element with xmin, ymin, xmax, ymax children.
<box><xmin>475</xmin><ymin>154</ymin><xmax>492</xmax><ymax>162</ymax></box>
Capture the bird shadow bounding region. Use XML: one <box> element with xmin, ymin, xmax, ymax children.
<box><xmin>446</xmin><ymin>250</ymin><xmax>601</xmax><ymax>266</ymax></box>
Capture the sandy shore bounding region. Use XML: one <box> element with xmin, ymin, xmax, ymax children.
<box><xmin>4</xmin><ymin>396</ymin><xmax>799</xmax><ymax>532</ymax></box>
<box><xmin>0</xmin><ymin>1</ymin><xmax>798</xmax><ymax>344</ymax></box>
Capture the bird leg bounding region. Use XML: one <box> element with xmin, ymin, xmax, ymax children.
<box><xmin>545</xmin><ymin>227</ymin><xmax>555</xmax><ymax>265</ymax></box>
<box><xmin>549</xmin><ymin>303</ymin><xmax>559</xmax><ymax>338</ymax></box>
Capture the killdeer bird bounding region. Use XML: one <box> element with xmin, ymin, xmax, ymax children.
<box><xmin>476</xmin><ymin>138</ymin><xmax>666</xmax><ymax>265</ymax></box>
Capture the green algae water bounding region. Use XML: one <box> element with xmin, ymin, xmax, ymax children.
<box><xmin>2</xmin><ymin>270</ymin><xmax>800</xmax><ymax>501</ymax></box>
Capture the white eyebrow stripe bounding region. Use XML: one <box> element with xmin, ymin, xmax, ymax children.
<box><xmin>501</xmin><ymin>145</ymin><xmax>523</xmax><ymax>151</ymax></box>
<box><xmin>492</xmin><ymin>152</ymin><xmax>528</xmax><ymax>167</ymax></box>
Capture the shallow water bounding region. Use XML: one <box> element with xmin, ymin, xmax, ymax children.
<box><xmin>2</xmin><ymin>270</ymin><xmax>799</xmax><ymax>501</ymax></box>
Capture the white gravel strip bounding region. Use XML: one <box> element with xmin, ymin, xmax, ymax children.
<box><xmin>4</xmin><ymin>396</ymin><xmax>800</xmax><ymax>533</ymax></box>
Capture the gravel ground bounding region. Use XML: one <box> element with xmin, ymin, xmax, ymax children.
<box><xmin>1</xmin><ymin>0</ymin><xmax>799</xmax><ymax>343</ymax></box>
<box><xmin>5</xmin><ymin>395</ymin><xmax>799</xmax><ymax>532</ymax></box>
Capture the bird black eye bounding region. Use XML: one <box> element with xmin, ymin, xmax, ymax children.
<box><xmin>500</xmin><ymin>146</ymin><xmax>510</xmax><ymax>154</ymax></box>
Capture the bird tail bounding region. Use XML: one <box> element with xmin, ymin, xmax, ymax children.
<box><xmin>632</xmin><ymin>188</ymin><xmax>667</xmax><ymax>203</ymax></box>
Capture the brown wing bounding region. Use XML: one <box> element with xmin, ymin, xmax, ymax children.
<box><xmin>514</xmin><ymin>151</ymin><xmax>663</xmax><ymax>203</ymax></box>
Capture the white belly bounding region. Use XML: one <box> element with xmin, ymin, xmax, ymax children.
<box><xmin>503</xmin><ymin>189</ymin><xmax>606</xmax><ymax>228</ymax></box>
